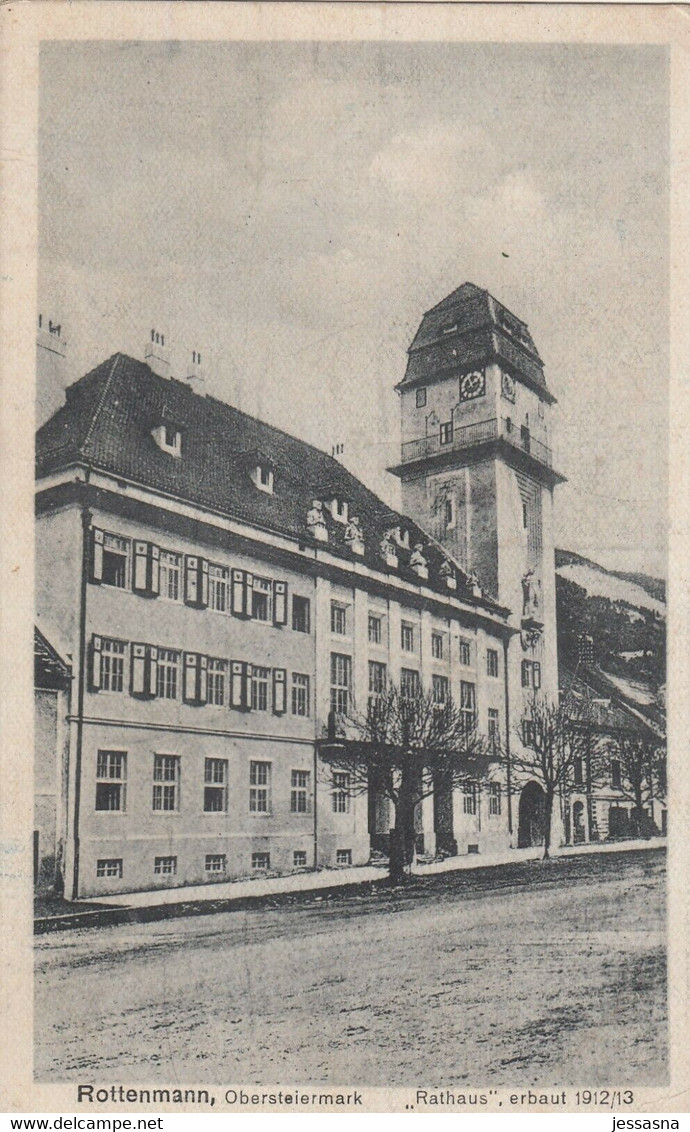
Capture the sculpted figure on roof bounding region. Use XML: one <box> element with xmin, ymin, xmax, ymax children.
<box><xmin>307</xmin><ymin>500</ymin><xmax>328</xmax><ymax>542</ymax></box>
<box><xmin>410</xmin><ymin>543</ymin><xmax>427</xmax><ymax>569</ymax></box>
<box><xmin>468</xmin><ymin>569</ymin><xmax>483</xmax><ymax>598</ymax></box>
<box><xmin>380</xmin><ymin>530</ymin><xmax>398</xmax><ymax>564</ymax></box>
<box><xmin>344</xmin><ymin>516</ymin><xmax>364</xmax><ymax>552</ymax></box>
<box><xmin>438</xmin><ymin>557</ymin><xmax>457</xmax><ymax>590</ymax></box>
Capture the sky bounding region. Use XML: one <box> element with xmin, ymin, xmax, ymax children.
<box><xmin>39</xmin><ymin>41</ymin><xmax>669</xmax><ymax>577</ymax></box>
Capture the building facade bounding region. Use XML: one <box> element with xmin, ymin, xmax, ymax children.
<box><xmin>34</xmin><ymin>627</ymin><xmax>72</xmax><ymax>893</ymax></box>
<box><xmin>36</xmin><ymin>285</ymin><xmax>567</xmax><ymax>899</ymax></box>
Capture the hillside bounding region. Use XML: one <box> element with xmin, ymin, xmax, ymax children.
<box><xmin>555</xmin><ymin>549</ymin><xmax>666</xmax><ymax>613</ymax></box>
<box><xmin>555</xmin><ymin>549</ymin><xmax>666</xmax><ymax>727</ymax></box>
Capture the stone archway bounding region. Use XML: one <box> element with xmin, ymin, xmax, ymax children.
<box><xmin>518</xmin><ymin>781</ymin><xmax>545</xmax><ymax>848</ymax></box>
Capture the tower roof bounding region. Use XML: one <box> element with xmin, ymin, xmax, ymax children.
<box><xmin>400</xmin><ymin>282</ymin><xmax>554</xmax><ymax>402</ymax></box>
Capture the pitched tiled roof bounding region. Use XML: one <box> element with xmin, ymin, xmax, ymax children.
<box><xmin>400</xmin><ymin>281</ymin><xmax>550</xmax><ymax>396</ymax></box>
<box><xmin>35</xmin><ymin>626</ymin><xmax>71</xmax><ymax>689</ymax></box>
<box><xmin>36</xmin><ymin>353</ymin><xmax>505</xmax><ymax>612</ymax></box>
<box><xmin>561</xmin><ymin>667</ymin><xmax>663</xmax><ymax>739</ymax></box>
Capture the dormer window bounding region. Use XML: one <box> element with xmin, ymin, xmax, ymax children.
<box><xmin>152</xmin><ymin>423</ymin><xmax>182</xmax><ymax>458</ymax></box>
<box><xmin>252</xmin><ymin>465</ymin><xmax>274</xmax><ymax>495</ymax></box>
<box><xmin>442</xmin><ymin>323</ymin><xmax>458</xmax><ymax>335</ymax></box>
<box><xmin>328</xmin><ymin>498</ymin><xmax>349</xmax><ymax>524</ymax></box>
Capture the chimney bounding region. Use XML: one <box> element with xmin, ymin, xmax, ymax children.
<box><xmin>185</xmin><ymin>349</ymin><xmax>205</xmax><ymax>396</ymax></box>
<box><xmin>36</xmin><ymin>313</ymin><xmax>68</xmax><ymax>427</ymax></box>
<box><xmin>144</xmin><ymin>329</ymin><xmax>170</xmax><ymax>378</ymax></box>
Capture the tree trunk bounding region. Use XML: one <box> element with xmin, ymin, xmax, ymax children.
<box><xmin>543</xmin><ymin>790</ymin><xmax>554</xmax><ymax>860</ymax></box>
<box><xmin>388</xmin><ymin>772</ymin><xmax>417</xmax><ymax>883</ymax></box>
<box><xmin>389</xmin><ymin>822</ymin><xmax>407</xmax><ymax>883</ymax></box>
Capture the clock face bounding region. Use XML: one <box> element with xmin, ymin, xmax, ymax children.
<box><xmin>459</xmin><ymin>370</ymin><xmax>486</xmax><ymax>402</ymax></box>
<box><xmin>501</xmin><ymin>371</ymin><xmax>516</xmax><ymax>402</ymax></box>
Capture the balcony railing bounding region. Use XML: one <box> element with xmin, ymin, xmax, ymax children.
<box><xmin>400</xmin><ymin>417</ymin><xmax>553</xmax><ymax>469</ymax></box>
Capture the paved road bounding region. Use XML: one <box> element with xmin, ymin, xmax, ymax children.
<box><xmin>35</xmin><ymin>849</ymin><xmax>667</xmax><ymax>1087</ymax></box>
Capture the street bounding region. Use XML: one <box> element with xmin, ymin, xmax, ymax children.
<box><xmin>34</xmin><ymin>849</ymin><xmax>667</xmax><ymax>1087</ymax></box>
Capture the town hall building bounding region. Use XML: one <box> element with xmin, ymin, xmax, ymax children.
<box><xmin>35</xmin><ymin>283</ymin><xmax>567</xmax><ymax>899</ymax></box>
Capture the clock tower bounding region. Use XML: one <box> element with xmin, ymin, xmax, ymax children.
<box><xmin>389</xmin><ymin>282</ymin><xmax>566</xmax><ymax>702</ymax></box>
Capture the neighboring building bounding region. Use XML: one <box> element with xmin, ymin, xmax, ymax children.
<box><xmin>35</xmin><ymin>284</ymin><xmax>567</xmax><ymax>898</ymax></box>
<box><xmin>34</xmin><ymin>626</ymin><xmax>72</xmax><ymax>893</ymax></box>
<box><xmin>560</xmin><ymin>666</ymin><xmax>666</xmax><ymax>844</ymax></box>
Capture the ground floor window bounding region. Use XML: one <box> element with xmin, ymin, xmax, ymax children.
<box><xmin>463</xmin><ymin>781</ymin><xmax>478</xmax><ymax>815</ymax></box>
<box><xmin>293</xmin><ymin>850</ymin><xmax>308</xmax><ymax>867</ymax></box>
<box><xmin>154</xmin><ymin>855</ymin><xmax>177</xmax><ymax>876</ymax></box>
<box><xmin>95</xmin><ymin>750</ymin><xmax>127</xmax><ymax>811</ymax></box>
<box><xmin>153</xmin><ymin>754</ymin><xmax>180</xmax><ymax>811</ymax></box>
<box><xmin>204</xmin><ymin>758</ymin><xmax>228</xmax><ymax>812</ymax></box>
<box><xmin>332</xmin><ymin>771</ymin><xmax>351</xmax><ymax>813</ymax></box>
<box><xmin>96</xmin><ymin>858</ymin><xmax>122</xmax><ymax>878</ymax></box>
<box><xmin>489</xmin><ymin>782</ymin><xmax>501</xmax><ymax>815</ymax></box>
<box><xmin>252</xmin><ymin>852</ymin><xmax>270</xmax><ymax>870</ymax></box>
<box><xmin>205</xmin><ymin>854</ymin><xmax>226</xmax><ymax>873</ymax></box>
<box><xmin>249</xmin><ymin>760</ymin><xmax>271</xmax><ymax>813</ymax></box>
<box><xmin>336</xmin><ymin>848</ymin><xmax>352</xmax><ymax>865</ymax></box>
<box><xmin>290</xmin><ymin>769</ymin><xmax>311</xmax><ymax>813</ymax></box>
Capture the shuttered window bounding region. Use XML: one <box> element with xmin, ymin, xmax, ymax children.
<box><xmin>183</xmin><ymin>653</ymin><xmax>207</xmax><ymax>704</ymax></box>
<box><xmin>184</xmin><ymin>556</ymin><xmax>209</xmax><ymax>608</ymax></box>
<box><xmin>272</xmin><ymin>668</ymin><xmax>287</xmax><ymax>715</ymax></box>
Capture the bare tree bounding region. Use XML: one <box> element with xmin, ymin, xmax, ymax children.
<box><xmin>318</xmin><ymin>680</ymin><xmax>495</xmax><ymax>882</ymax></box>
<box><xmin>507</xmin><ymin>693</ymin><xmax>600</xmax><ymax>859</ymax></box>
<box><xmin>607</xmin><ymin>729</ymin><xmax>666</xmax><ymax>837</ymax></box>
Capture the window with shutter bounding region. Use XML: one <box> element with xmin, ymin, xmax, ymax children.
<box><xmin>89</xmin><ymin>634</ymin><xmax>103</xmax><ymax>691</ymax></box>
<box><xmin>533</xmin><ymin>662</ymin><xmax>541</xmax><ymax>689</ymax></box>
<box><xmin>101</xmin><ymin>534</ymin><xmax>130</xmax><ymax>589</ymax></box>
<box><xmin>183</xmin><ymin>653</ymin><xmax>200</xmax><ymax>703</ymax></box>
<box><xmin>130</xmin><ymin>643</ymin><xmax>147</xmax><ymax>696</ymax></box>
<box><xmin>273</xmin><ymin>581</ymin><xmax>288</xmax><ymax>626</ymax></box>
<box><xmin>99</xmin><ymin>638</ymin><xmax>125</xmax><ymax>692</ymax></box>
<box><xmin>230</xmin><ymin>661</ymin><xmax>252</xmax><ymax>709</ymax></box>
<box><xmin>148</xmin><ymin>544</ymin><xmax>160</xmax><ymax>595</ymax></box>
<box><xmin>184</xmin><ymin>556</ymin><xmax>209</xmax><ymax>608</ymax></box>
<box><xmin>230</xmin><ymin>661</ymin><xmax>244</xmax><ymax>708</ymax></box>
<box><xmin>252</xmin><ymin>576</ymin><xmax>272</xmax><ymax>622</ymax></box>
<box><xmin>273</xmin><ymin>668</ymin><xmax>287</xmax><ymax>714</ymax></box>
<box><xmin>243</xmin><ymin>573</ymin><xmax>254</xmax><ymax>616</ymax></box>
<box><xmin>231</xmin><ymin>569</ymin><xmax>253</xmax><ymax>617</ymax></box>
<box><xmin>185</xmin><ymin>557</ymin><xmax>199</xmax><ymax>605</ymax></box>
<box><xmin>199</xmin><ymin>558</ymin><xmax>209</xmax><ymax>607</ymax></box>
<box><xmin>133</xmin><ymin>542</ymin><xmax>149</xmax><ymax>593</ymax></box>
<box><xmin>131</xmin><ymin>644</ymin><xmax>158</xmax><ymax>698</ymax></box>
<box><xmin>131</xmin><ymin>542</ymin><xmax>160</xmax><ymax>596</ymax></box>
<box><xmin>198</xmin><ymin>654</ymin><xmax>208</xmax><ymax>702</ymax></box>
<box><xmin>91</xmin><ymin>528</ymin><xmax>104</xmax><ymax>583</ymax></box>
<box><xmin>147</xmin><ymin>646</ymin><xmax>159</xmax><ymax>698</ymax></box>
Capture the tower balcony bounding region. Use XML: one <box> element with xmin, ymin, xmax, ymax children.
<box><xmin>390</xmin><ymin>417</ymin><xmax>565</xmax><ymax>485</ymax></box>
